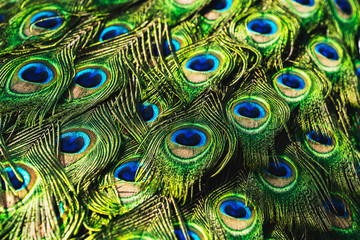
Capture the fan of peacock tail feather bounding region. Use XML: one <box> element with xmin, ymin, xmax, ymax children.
<box><xmin>0</xmin><ymin>0</ymin><xmax>360</xmax><ymax>239</ymax></box>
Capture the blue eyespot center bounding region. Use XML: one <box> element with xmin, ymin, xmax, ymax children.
<box><xmin>211</xmin><ymin>0</ymin><xmax>232</xmax><ymax>11</ymax></box>
<box><xmin>277</xmin><ymin>73</ymin><xmax>305</xmax><ymax>89</ymax></box>
<box><xmin>99</xmin><ymin>25</ymin><xmax>129</xmax><ymax>42</ymax></box>
<box><xmin>307</xmin><ymin>131</ymin><xmax>333</xmax><ymax>146</ymax></box>
<box><xmin>247</xmin><ymin>19</ymin><xmax>278</xmax><ymax>35</ymax></box>
<box><xmin>324</xmin><ymin>199</ymin><xmax>348</xmax><ymax>217</ymax></box>
<box><xmin>114</xmin><ymin>161</ymin><xmax>141</xmax><ymax>182</ymax></box>
<box><xmin>18</xmin><ymin>62</ymin><xmax>54</xmax><ymax>84</ymax></box>
<box><xmin>174</xmin><ymin>228</ymin><xmax>201</xmax><ymax>240</ymax></box>
<box><xmin>138</xmin><ymin>102</ymin><xmax>160</xmax><ymax>122</ymax></box>
<box><xmin>0</xmin><ymin>14</ymin><xmax>5</xmax><ymax>23</ymax></box>
<box><xmin>220</xmin><ymin>200</ymin><xmax>252</xmax><ymax>219</ymax></box>
<box><xmin>55</xmin><ymin>202</ymin><xmax>66</xmax><ymax>219</ymax></box>
<box><xmin>30</xmin><ymin>11</ymin><xmax>63</xmax><ymax>30</ymax></box>
<box><xmin>1</xmin><ymin>166</ymin><xmax>31</xmax><ymax>191</ymax></box>
<box><xmin>264</xmin><ymin>161</ymin><xmax>292</xmax><ymax>178</ymax></box>
<box><xmin>233</xmin><ymin>102</ymin><xmax>266</xmax><ymax>119</ymax></box>
<box><xmin>186</xmin><ymin>54</ymin><xmax>220</xmax><ymax>72</ymax></box>
<box><xmin>291</xmin><ymin>0</ymin><xmax>315</xmax><ymax>6</ymax></box>
<box><xmin>171</xmin><ymin>128</ymin><xmax>207</xmax><ymax>147</ymax></box>
<box><xmin>74</xmin><ymin>68</ymin><xmax>107</xmax><ymax>89</ymax></box>
<box><xmin>60</xmin><ymin>131</ymin><xmax>91</xmax><ymax>154</ymax></box>
<box><xmin>155</xmin><ymin>39</ymin><xmax>181</xmax><ymax>57</ymax></box>
<box><xmin>334</xmin><ymin>0</ymin><xmax>352</xmax><ymax>15</ymax></box>
<box><xmin>314</xmin><ymin>43</ymin><xmax>339</xmax><ymax>61</ymax></box>
<box><xmin>356</xmin><ymin>67</ymin><xmax>360</xmax><ymax>78</ymax></box>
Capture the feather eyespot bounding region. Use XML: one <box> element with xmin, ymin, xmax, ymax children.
<box><xmin>60</xmin><ymin>131</ymin><xmax>91</xmax><ymax>154</ymax></box>
<box><xmin>114</xmin><ymin>161</ymin><xmax>142</xmax><ymax>182</ymax></box>
<box><xmin>1</xmin><ymin>166</ymin><xmax>31</xmax><ymax>191</ymax></box>
<box><xmin>0</xmin><ymin>164</ymin><xmax>37</xmax><ymax>210</ymax></box>
<box><xmin>59</xmin><ymin>129</ymin><xmax>97</xmax><ymax>167</ymax></box>
<box><xmin>246</xmin><ymin>15</ymin><xmax>280</xmax><ymax>44</ymax></box>
<box><xmin>355</xmin><ymin>62</ymin><xmax>360</xmax><ymax>79</ymax></box>
<box><xmin>247</xmin><ymin>19</ymin><xmax>278</xmax><ymax>35</ymax></box>
<box><xmin>56</xmin><ymin>202</ymin><xmax>68</xmax><ymax>219</ymax></box>
<box><xmin>305</xmin><ymin>130</ymin><xmax>336</xmax><ymax>154</ymax></box>
<box><xmin>211</xmin><ymin>0</ymin><xmax>232</xmax><ymax>11</ymax></box>
<box><xmin>18</xmin><ymin>62</ymin><xmax>54</xmax><ymax>84</ymax></box>
<box><xmin>261</xmin><ymin>158</ymin><xmax>297</xmax><ymax>189</ymax></box>
<box><xmin>9</xmin><ymin>60</ymin><xmax>57</xmax><ymax>94</ymax></box>
<box><xmin>166</xmin><ymin>126</ymin><xmax>211</xmax><ymax>159</ymax></box>
<box><xmin>99</xmin><ymin>25</ymin><xmax>130</xmax><ymax>42</ymax></box>
<box><xmin>292</xmin><ymin>0</ymin><xmax>315</xmax><ymax>6</ymax></box>
<box><xmin>154</xmin><ymin>39</ymin><xmax>181</xmax><ymax>57</ymax></box>
<box><xmin>174</xmin><ymin>224</ymin><xmax>205</xmax><ymax>240</ymax></box>
<box><xmin>30</xmin><ymin>11</ymin><xmax>63</xmax><ymax>30</ymax></box>
<box><xmin>171</xmin><ymin>128</ymin><xmax>207</xmax><ymax>147</ymax></box>
<box><xmin>217</xmin><ymin>196</ymin><xmax>256</xmax><ymax>231</ymax></box>
<box><xmin>74</xmin><ymin>68</ymin><xmax>107</xmax><ymax>89</ymax></box>
<box><xmin>310</xmin><ymin>39</ymin><xmax>343</xmax><ymax>70</ymax></box>
<box><xmin>272</xmin><ymin>68</ymin><xmax>311</xmax><ymax>101</ymax></box>
<box><xmin>315</xmin><ymin>43</ymin><xmax>339</xmax><ymax>61</ymax></box>
<box><xmin>182</xmin><ymin>53</ymin><xmax>221</xmax><ymax>84</ymax></box>
<box><xmin>185</xmin><ymin>54</ymin><xmax>220</xmax><ymax>72</ymax></box>
<box><xmin>114</xmin><ymin>158</ymin><xmax>149</xmax><ymax>198</ymax></box>
<box><xmin>287</xmin><ymin>0</ymin><xmax>318</xmax><ymax>14</ymax></box>
<box><xmin>332</xmin><ymin>0</ymin><xmax>354</xmax><ymax>19</ymax></box>
<box><xmin>230</xmin><ymin>99</ymin><xmax>270</xmax><ymax>130</ymax></box>
<box><xmin>204</xmin><ymin>0</ymin><xmax>233</xmax><ymax>20</ymax></box>
<box><xmin>324</xmin><ymin>195</ymin><xmax>353</xmax><ymax>229</ymax></box>
<box><xmin>69</xmin><ymin>66</ymin><xmax>110</xmax><ymax>99</ymax></box>
<box><xmin>23</xmin><ymin>10</ymin><xmax>65</xmax><ymax>37</ymax></box>
<box><xmin>138</xmin><ymin>102</ymin><xmax>160</xmax><ymax>122</ymax></box>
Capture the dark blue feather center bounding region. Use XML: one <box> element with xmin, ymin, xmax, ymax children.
<box><xmin>186</xmin><ymin>54</ymin><xmax>220</xmax><ymax>72</ymax></box>
<box><xmin>307</xmin><ymin>131</ymin><xmax>333</xmax><ymax>146</ymax></box>
<box><xmin>211</xmin><ymin>0</ymin><xmax>232</xmax><ymax>10</ymax></box>
<box><xmin>74</xmin><ymin>68</ymin><xmax>107</xmax><ymax>89</ymax></box>
<box><xmin>278</xmin><ymin>73</ymin><xmax>306</xmax><ymax>90</ymax></box>
<box><xmin>171</xmin><ymin>128</ymin><xmax>207</xmax><ymax>147</ymax></box>
<box><xmin>114</xmin><ymin>161</ymin><xmax>140</xmax><ymax>182</ymax></box>
<box><xmin>315</xmin><ymin>43</ymin><xmax>339</xmax><ymax>60</ymax></box>
<box><xmin>234</xmin><ymin>102</ymin><xmax>266</xmax><ymax>119</ymax></box>
<box><xmin>1</xmin><ymin>170</ymin><xmax>23</xmax><ymax>190</ymax></box>
<box><xmin>190</xmin><ymin>58</ymin><xmax>214</xmax><ymax>71</ymax></box>
<box><xmin>176</xmin><ymin>133</ymin><xmax>201</xmax><ymax>146</ymax></box>
<box><xmin>99</xmin><ymin>25</ymin><xmax>129</xmax><ymax>41</ymax></box>
<box><xmin>154</xmin><ymin>39</ymin><xmax>181</xmax><ymax>57</ymax></box>
<box><xmin>0</xmin><ymin>167</ymin><xmax>30</xmax><ymax>191</ymax></box>
<box><xmin>292</xmin><ymin>0</ymin><xmax>315</xmax><ymax>6</ymax></box>
<box><xmin>324</xmin><ymin>199</ymin><xmax>348</xmax><ymax>217</ymax></box>
<box><xmin>19</xmin><ymin>62</ymin><xmax>54</xmax><ymax>84</ymax></box>
<box><xmin>60</xmin><ymin>136</ymin><xmax>84</xmax><ymax>153</ymax></box>
<box><xmin>334</xmin><ymin>0</ymin><xmax>352</xmax><ymax>15</ymax></box>
<box><xmin>264</xmin><ymin>161</ymin><xmax>292</xmax><ymax>178</ymax></box>
<box><xmin>31</xmin><ymin>11</ymin><xmax>63</xmax><ymax>30</ymax></box>
<box><xmin>174</xmin><ymin>228</ymin><xmax>200</xmax><ymax>240</ymax></box>
<box><xmin>220</xmin><ymin>200</ymin><xmax>252</xmax><ymax>219</ymax></box>
<box><xmin>247</xmin><ymin>19</ymin><xmax>278</xmax><ymax>35</ymax></box>
<box><xmin>138</xmin><ymin>102</ymin><xmax>159</xmax><ymax>122</ymax></box>
<box><xmin>356</xmin><ymin>67</ymin><xmax>360</xmax><ymax>78</ymax></box>
<box><xmin>60</xmin><ymin>131</ymin><xmax>91</xmax><ymax>154</ymax></box>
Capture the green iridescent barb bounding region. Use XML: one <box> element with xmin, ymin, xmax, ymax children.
<box><xmin>0</xmin><ymin>0</ymin><xmax>359</xmax><ymax>239</ymax></box>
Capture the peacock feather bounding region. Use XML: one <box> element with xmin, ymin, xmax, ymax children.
<box><xmin>1</xmin><ymin>0</ymin><xmax>360</xmax><ymax>239</ymax></box>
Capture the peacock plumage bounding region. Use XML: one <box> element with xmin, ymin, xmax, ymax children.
<box><xmin>0</xmin><ymin>0</ymin><xmax>360</xmax><ymax>239</ymax></box>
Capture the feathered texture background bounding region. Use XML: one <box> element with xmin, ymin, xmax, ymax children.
<box><xmin>0</xmin><ymin>0</ymin><xmax>359</xmax><ymax>239</ymax></box>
